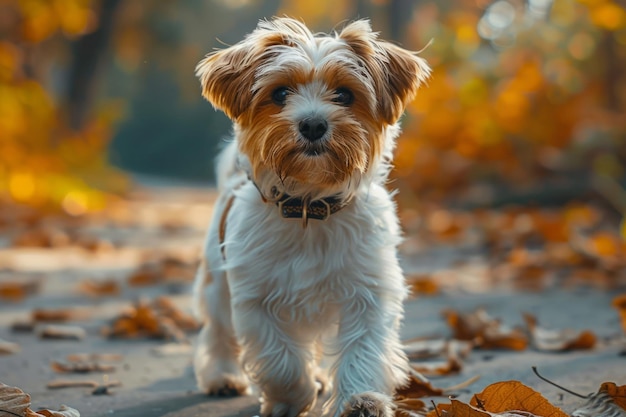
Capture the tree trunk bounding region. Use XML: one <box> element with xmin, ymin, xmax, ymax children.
<box><xmin>65</xmin><ymin>0</ymin><xmax>122</xmax><ymax>131</ymax></box>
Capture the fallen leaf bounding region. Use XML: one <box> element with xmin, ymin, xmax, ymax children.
<box><xmin>32</xmin><ymin>309</ymin><xmax>80</xmax><ymax>323</ymax></box>
<box><xmin>51</xmin><ymin>361</ymin><xmax>116</xmax><ymax>374</ymax></box>
<box><xmin>409</xmin><ymin>341</ymin><xmax>465</xmax><ymax>377</ymax></box>
<box><xmin>470</xmin><ymin>380</ymin><xmax>568</xmax><ymax>417</ymax></box>
<box><xmin>571</xmin><ymin>382</ymin><xmax>626</xmax><ymax>416</ymax></box>
<box><xmin>65</xmin><ymin>353</ymin><xmax>123</xmax><ymax>363</ymax></box>
<box><xmin>45</xmin><ymin>380</ymin><xmax>99</xmax><ymax>389</ymax></box>
<box><xmin>77</xmin><ymin>280</ymin><xmax>120</xmax><ymax>297</ymax></box>
<box><xmin>395</xmin><ymin>371</ymin><xmax>445</xmax><ymax>399</ymax></box>
<box><xmin>426</xmin><ymin>399</ymin><xmax>490</xmax><ymax>417</ymax></box>
<box><xmin>0</xmin><ymin>338</ymin><xmax>20</xmax><ymax>355</ymax></box>
<box><xmin>152</xmin><ymin>296</ymin><xmax>199</xmax><ymax>331</ymax></box>
<box><xmin>394</xmin><ymin>398</ymin><xmax>427</xmax><ymax>417</ymax></box>
<box><xmin>29</xmin><ymin>404</ymin><xmax>80</xmax><ymax>417</ymax></box>
<box><xmin>407</xmin><ymin>274</ymin><xmax>439</xmax><ymax>296</ymax></box>
<box><xmin>443</xmin><ymin>308</ymin><xmax>528</xmax><ymax>350</ymax></box>
<box><xmin>0</xmin><ymin>383</ymin><xmax>81</xmax><ymax>417</ymax></box>
<box><xmin>613</xmin><ymin>294</ymin><xmax>626</xmax><ymax>334</ymax></box>
<box><xmin>404</xmin><ymin>338</ymin><xmax>472</xmax><ymax>361</ymax></box>
<box><xmin>12</xmin><ymin>228</ymin><xmax>70</xmax><ymax>248</ymax></box>
<box><xmin>523</xmin><ymin>313</ymin><xmax>596</xmax><ymax>351</ymax></box>
<box><xmin>599</xmin><ymin>382</ymin><xmax>626</xmax><ymax>410</ymax></box>
<box><xmin>38</xmin><ymin>325</ymin><xmax>86</xmax><ymax>340</ymax></box>
<box><xmin>160</xmin><ymin>257</ymin><xmax>196</xmax><ymax>282</ymax></box>
<box><xmin>102</xmin><ymin>297</ymin><xmax>194</xmax><ymax>341</ymax></box>
<box><xmin>127</xmin><ymin>267</ymin><xmax>161</xmax><ymax>287</ymax></box>
<box><xmin>0</xmin><ymin>382</ymin><xmax>31</xmax><ymax>417</ymax></box>
<box><xmin>0</xmin><ymin>280</ymin><xmax>41</xmax><ymax>301</ymax></box>
<box><xmin>46</xmin><ymin>379</ymin><xmax>121</xmax><ymax>391</ymax></box>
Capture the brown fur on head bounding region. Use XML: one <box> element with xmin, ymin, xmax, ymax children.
<box><xmin>196</xmin><ymin>17</ymin><xmax>430</xmax><ymax>195</ymax></box>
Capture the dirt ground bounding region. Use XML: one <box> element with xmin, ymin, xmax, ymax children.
<box><xmin>1</xmin><ymin>186</ymin><xmax>625</xmax><ymax>417</ymax></box>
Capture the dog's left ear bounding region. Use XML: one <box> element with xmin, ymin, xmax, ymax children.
<box><xmin>339</xmin><ymin>20</ymin><xmax>431</xmax><ymax>124</ymax></box>
<box><xmin>196</xmin><ymin>43</ymin><xmax>258</xmax><ymax>121</ymax></box>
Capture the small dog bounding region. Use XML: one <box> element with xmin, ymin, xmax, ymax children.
<box><xmin>193</xmin><ymin>17</ymin><xmax>430</xmax><ymax>417</ymax></box>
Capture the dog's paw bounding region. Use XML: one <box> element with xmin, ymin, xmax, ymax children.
<box><xmin>260</xmin><ymin>400</ymin><xmax>315</xmax><ymax>417</ymax></box>
<box><xmin>340</xmin><ymin>392</ymin><xmax>395</xmax><ymax>417</ymax></box>
<box><xmin>200</xmin><ymin>373</ymin><xmax>250</xmax><ymax>397</ymax></box>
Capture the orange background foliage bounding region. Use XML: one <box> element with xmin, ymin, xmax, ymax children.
<box><xmin>0</xmin><ymin>0</ymin><xmax>625</xmax><ymax>218</ymax></box>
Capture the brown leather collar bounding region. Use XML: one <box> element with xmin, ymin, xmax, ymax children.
<box><xmin>276</xmin><ymin>193</ymin><xmax>345</xmax><ymax>225</ymax></box>
<box><xmin>252</xmin><ymin>180</ymin><xmax>347</xmax><ymax>227</ymax></box>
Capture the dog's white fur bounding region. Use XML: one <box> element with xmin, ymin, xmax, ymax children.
<box><xmin>193</xmin><ymin>17</ymin><xmax>430</xmax><ymax>417</ymax></box>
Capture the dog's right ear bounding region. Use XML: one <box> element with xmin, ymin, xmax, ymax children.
<box><xmin>196</xmin><ymin>20</ymin><xmax>290</xmax><ymax>121</ymax></box>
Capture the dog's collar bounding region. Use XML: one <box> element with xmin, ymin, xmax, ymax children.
<box><xmin>251</xmin><ymin>180</ymin><xmax>347</xmax><ymax>227</ymax></box>
<box><xmin>277</xmin><ymin>193</ymin><xmax>345</xmax><ymax>223</ymax></box>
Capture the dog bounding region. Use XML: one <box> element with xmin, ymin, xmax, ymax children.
<box><xmin>192</xmin><ymin>17</ymin><xmax>430</xmax><ymax>417</ymax></box>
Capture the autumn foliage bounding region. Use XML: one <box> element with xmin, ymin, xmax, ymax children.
<box><xmin>394</xmin><ymin>0</ymin><xmax>626</xmax><ymax>204</ymax></box>
<box><xmin>0</xmin><ymin>0</ymin><xmax>127</xmax><ymax>214</ymax></box>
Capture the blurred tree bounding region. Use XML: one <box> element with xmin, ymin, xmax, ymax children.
<box><xmin>0</xmin><ymin>0</ymin><xmax>128</xmax><ymax>214</ymax></box>
<box><xmin>66</xmin><ymin>0</ymin><xmax>122</xmax><ymax>131</ymax></box>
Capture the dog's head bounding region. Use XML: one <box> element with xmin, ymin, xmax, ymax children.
<box><xmin>197</xmin><ymin>17</ymin><xmax>430</xmax><ymax>196</ymax></box>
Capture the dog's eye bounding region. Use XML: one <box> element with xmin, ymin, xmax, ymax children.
<box><xmin>332</xmin><ymin>88</ymin><xmax>353</xmax><ymax>106</ymax></box>
<box><xmin>272</xmin><ymin>87</ymin><xmax>290</xmax><ymax>106</ymax></box>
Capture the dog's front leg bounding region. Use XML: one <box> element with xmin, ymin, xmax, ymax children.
<box><xmin>326</xmin><ymin>286</ymin><xmax>409</xmax><ymax>417</ymax></box>
<box><xmin>233</xmin><ymin>302</ymin><xmax>319</xmax><ymax>417</ymax></box>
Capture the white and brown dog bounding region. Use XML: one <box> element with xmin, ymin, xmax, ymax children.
<box><xmin>193</xmin><ymin>17</ymin><xmax>430</xmax><ymax>417</ymax></box>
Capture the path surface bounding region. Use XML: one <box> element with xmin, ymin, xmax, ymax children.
<box><xmin>1</xmin><ymin>186</ymin><xmax>624</xmax><ymax>417</ymax></box>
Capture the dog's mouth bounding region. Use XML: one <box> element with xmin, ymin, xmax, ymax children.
<box><xmin>301</xmin><ymin>141</ymin><xmax>328</xmax><ymax>157</ymax></box>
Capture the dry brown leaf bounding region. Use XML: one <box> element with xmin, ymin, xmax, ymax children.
<box><xmin>45</xmin><ymin>380</ymin><xmax>98</xmax><ymax>389</ymax></box>
<box><xmin>12</xmin><ymin>228</ymin><xmax>70</xmax><ymax>248</ymax></box>
<box><xmin>410</xmin><ymin>358</ymin><xmax>462</xmax><ymax>377</ymax></box>
<box><xmin>38</xmin><ymin>325</ymin><xmax>86</xmax><ymax>340</ymax></box>
<box><xmin>404</xmin><ymin>338</ymin><xmax>472</xmax><ymax>361</ymax></box>
<box><xmin>571</xmin><ymin>382</ymin><xmax>626</xmax><ymax>416</ymax></box>
<box><xmin>0</xmin><ymin>339</ymin><xmax>20</xmax><ymax>355</ymax></box>
<box><xmin>65</xmin><ymin>353</ymin><xmax>123</xmax><ymax>363</ymax></box>
<box><xmin>394</xmin><ymin>398</ymin><xmax>427</xmax><ymax>417</ymax></box>
<box><xmin>426</xmin><ymin>399</ymin><xmax>490</xmax><ymax>417</ymax></box>
<box><xmin>599</xmin><ymin>382</ymin><xmax>626</xmax><ymax>411</ymax></box>
<box><xmin>28</xmin><ymin>405</ymin><xmax>80</xmax><ymax>417</ymax></box>
<box><xmin>102</xmin><ymin>297</ymin><xmax>195</xmax><ymax>340</ymax></box>
<box><xmin>152</xmin><ymin>296</ymin><xmax>199</xmax><ymax>331</ymax></box>
<box><xmin>32</xmin><ymin>309</ymin><xmax>80</xmax><ymax>323</ymax></box>
<box><xmin>46</xmin><ymin>379</ymin><xmax>121</xmax><ymax>391</ymax></box>
<box><xmin>613</xmin><ymin>294</ymin><xmax>626</xmax><ymax>334</ymax></box>
<box><xmin>51</xmin><ymin>361</ymin><xmax>116</xmax><ymax>374</ymax></box>
<box><xmin>479</xmin><ymin>326</ymin><xmax>528</xmax><ymax>351</ymax></box>
<box><xmin>394</xmin><ymin>371</ymin><xmax>445</xmax><ymax>399</ymax></box>
<box><xmin>523</xmin><ymin>313</ymin><xmax>596</xmax><ymax>351</ymax></box>
<box><xmin>470</xmin><ymin>380</ymin><xmax>568</xmax><ymax>417</ymax></box>
<box><xmin>160</xmin><ymin>257</ymin><xmax>196</xmax><ymax>282</ymax></box>
<box><xmin>0</xmin><ymin>382</ymin><xmax>31</xmax><ymax>417</ymax></box>
<box><xmin>443</xmin><ymin>308</ymin><xmax>528</xmax><ymax>350</ymax></box>
<box><xmin>0</xmin><ymin>280</ymin><xmax>41</xmax><ymax>301</ymax></box>
<box><xmin>406</xmin><ymin>274</ymin><xmax>439</xmax><ymax>296</ymax></box>
<box><xmin>77</xmin><ymin>280</ymin><xmax>120</xmax><ymax>297</ymax></box>
<box><xmin>409</xmin><ymin>340</ymin><xmax>466</xmax><ymax>377</ymax></box>
<box><xmin>127</xmin><ymin>267</ymin><xmax>161</xmax><ymax>287</ymax></box>
<box><xmin>0</xmin><ymin>383</ymin><xmax>81</xmax><ymax>417</ymax></box>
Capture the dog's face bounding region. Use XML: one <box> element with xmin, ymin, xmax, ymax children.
<box><xmin>197</xmin><ymin>18</ymin><xmax>429</xmax><ymax>192</ymax></box>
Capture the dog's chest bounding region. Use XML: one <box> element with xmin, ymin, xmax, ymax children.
<box><xmin>227</xmin><ymin>213</ymin><xmax>364</xmax><ymax>322</ymax></box>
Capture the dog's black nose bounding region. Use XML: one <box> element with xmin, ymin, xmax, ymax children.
<box><xmin>299</xmin><ymin>117</ymin><xmax>328</xmax><ymax>141</ymax></box>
